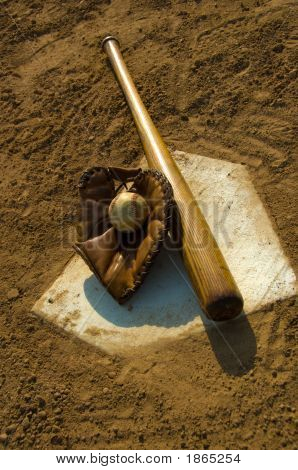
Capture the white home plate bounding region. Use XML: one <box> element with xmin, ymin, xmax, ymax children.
<box><xmin>32</xmin><ymin>151</ymin><xmax>296</xmax><ymax>353</ymax></box>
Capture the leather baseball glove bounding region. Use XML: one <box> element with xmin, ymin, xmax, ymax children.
<box><xmin>73</xmin><ymin>166</ymin><xmax>174</xmax><ymax>303</ymax></box>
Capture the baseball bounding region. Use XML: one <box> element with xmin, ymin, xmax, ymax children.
<box><xmin>108</xmin><ymin>191</ymin><xmax>150</xmax><ymax>232</ymax></box>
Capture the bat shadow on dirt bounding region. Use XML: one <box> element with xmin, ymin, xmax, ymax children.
<box><xmin>202</xmin><ymin>314</ymin><xmax>256</xmax><ymax>376</ymax></box>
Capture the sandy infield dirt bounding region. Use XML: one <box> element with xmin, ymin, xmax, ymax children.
<box><xmin>0</xmin><ymin>0</ymin><xmax>297</xmax><ymax>450</ymax></box>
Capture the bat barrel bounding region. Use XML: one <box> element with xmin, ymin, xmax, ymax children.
<box><xmin>101</xmin><ymin>35</ymin><xmax>243</xmax><ymax>321</ymax></box>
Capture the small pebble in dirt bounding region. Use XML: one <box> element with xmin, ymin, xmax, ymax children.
<box><xmin>103</xmin><ymin>387</ymin><xmax>109</xmax><ymax>394</ymax></box>
<box><xmin>51</xmin><ymin>434</ymin><xmax>63</xmax><ymax>445</ymax></box>
<box><xmin>38</xmin><ymin>410</ymin><xmax>47</xmax><ymax>419</ymax></box>
<box><xmin>22</xmin><ymin>417</ymin><xmax>30</xmax><ymax>431</ymax></box>
<box><xmin>108</xmin><ymin>371</ymin><xmax>116</xmax><ymax>379</ymax></box>
<box><xmin>22</xmin><ymin>206</ymin><xmax>32</xmax><ymax>218</ymax></box>
<box><xmin>0</xmin><ymin>433</ymin><xmax>7</xmax><ymax>443</ymax></box>
<box><xmin>7</xmin><ymin>288</ymin><xmax>19</xmax><ymax>300</ymax></box>
<box><xmin>272</xmin><ymin>43</ymin><xmax>284</xmax><ymax>53</ymax></box>
<box><xmin>6</xmin><ymin>424</ymin><xmax>17</xmax><ymax>434</ymax></box>
<box><xmin>137</xmin><ymin>391</ymin><xmax>146</xmax><ymax>400</ymax></box>
<box><xmin>37</xmin><ymin>396</ymin><xmax>46</xmax><ymax>408</ymax></box>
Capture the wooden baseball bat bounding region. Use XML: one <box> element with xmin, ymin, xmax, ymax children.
<box><xmin>101</xmin><ymin>35</ymin><xmax>243</xmax><ymax>321</ymax></box>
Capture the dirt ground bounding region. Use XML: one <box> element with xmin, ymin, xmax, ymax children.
<box><xmin>0</xmin><ymin>0</ymin><xmax>297</xmax><ymax>450</ymax></box>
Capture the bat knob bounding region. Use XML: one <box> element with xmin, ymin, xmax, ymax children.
<box><xmin>101</xmin><ymin>35</ymin><xmax>120</xmax><ymax>50</ymax></box>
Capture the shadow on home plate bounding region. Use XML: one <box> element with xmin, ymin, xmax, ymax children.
<box><xmin>83</xmin><ymin>246</ymin><xmax>256</xmax><ymax>375</ymax></box>
<box><xmin>83</xmin><ymin>246</ymin><xmax>202</xmax><ymax>328</ymax></box>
